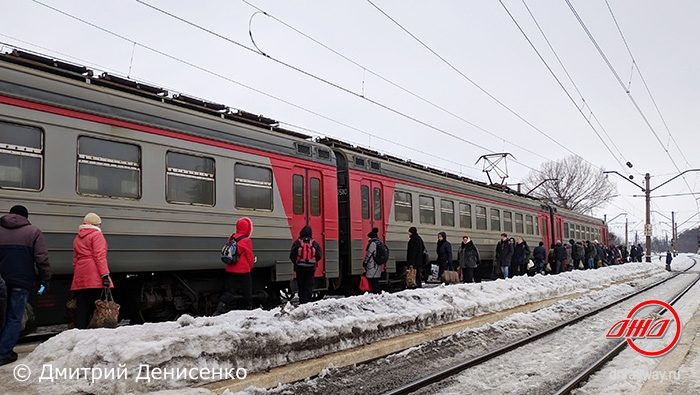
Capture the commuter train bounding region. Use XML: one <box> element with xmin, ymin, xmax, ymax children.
<box><xmin>0</xmin><ymin>50</ymin><xmax>608</xmax><ymax>325</ymax></box>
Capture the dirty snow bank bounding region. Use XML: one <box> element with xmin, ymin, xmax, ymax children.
<box><xmin>7</xmin><ymin>262</ymin><xmax>668</xmax><ymax>393</ymax></box>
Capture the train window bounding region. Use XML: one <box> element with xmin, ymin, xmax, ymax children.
<box><xmin>0</xmin><ymin>121</ymin><xmax>43</xmax><ymax>191</ymax></box>
<box><xmin>293</xmin><ymin>174</ymin><xmax>304</xmax><ymax>214</ymax></box>
<box><xmin>515</xmin><ymin>213</ymin><xmax>524</xmax><ymax>233</ymax></box>
<box><xmin>373</xmin><ymin>187</ymin><xmax>382</xmax><ymax>220</ymax></box>
<box><xmin>166</xmin><ymin>152</ymin><xmax>215</xmax><ymax>206</ymax></box>
<box><xmin>525</xmin><ymin>215</ymin><xmax>534</xmax><ymax>235</ymax></box>
<box><xmin>459</xmin><ymin>203</ymin><xmax>472</xmax><ymax>229</ymax></box>
<box><xmin>441</xmin><ymin>200</ymin><xmax>455</xmax><ymax>227</ymax></box>
<box><xmin>361</xmin><ymin>185</ymin><xmax>370</xmax><ymax>219</ymax></box>
<box><xmin>419</xmin><ymin>195</ymin><xmax>435</xmax><ymax>225</ymax></box>
<box><xmin>503</xmin><ymin>211</ymin><xmax>513</xmax><ymax>233</ymax></box>
<box><xmin>317</xmin><ymin>148</ymin><xmax>331</xmax><ymax>160</ymax></box>
<box><xmin>475</xmin><ymin>206</ymin><xmax>487</xmax><ymax>230</ymax></box>
<box><xmin>394</xmin><ymin>191</ymin><xmax>413</xmax><ymax>222</ymax></box>
<box><xmin>490</xmin><ymin>208</ymin><xmax>501</xmax><ymax>231</ymax></box>
<box><xmin>575</xmin><ymin>224</ymin><xmax>581</xmax><ymax>240</ymax></box>
<box><xmin>234</xmin><ymin>163</ymin><xmax>273</xmax><ymax>210</ymax></box>
<box><xmin>354</xmin><ymin>157</ymin><xmax>366</xmax><ymax>167</ymax></box>
<box><xmin>77</xmin><ymin>136</ymin><xmax>140</xmax><ymax>199</ymax></box>
<box><xmin>311</xmin><ymin>178</ymin><xmax>321</xmax><ymax>216</ymax></box>
<box><xmin>564</xmin><ymin>223</ymin><xmax>570</xmax><ymax>239</ymax></box>
<box><xmin>534</xmin><ymin>218</ymin><xmax>539</xmax><ymax>235</ymax></box>
<box><xmin>296</xmin><ymin>143</ymin><xmax>312</xmax><ymax>156</ymax></box>
<box><xmin>370</xmin><ymin>161</ymin><xmax>381</xmax><ymax>171</ymax></box>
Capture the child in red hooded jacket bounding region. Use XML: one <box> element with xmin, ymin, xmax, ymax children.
<box><xmin>215</xmin><ymin>217</ymin><xmax>254</xmax><ymax>314</ymax></box>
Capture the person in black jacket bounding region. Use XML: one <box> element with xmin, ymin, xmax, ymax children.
<box><xmin>533</xmin><ymin>241</ymin><xmax>546</xmax><ymax>274</ymax></box>
<box><xmin>0</xmin><ymin>274</ymin><xmax>5</xmax><ymax>332</ymax></box>
<box><xmin>289</xmin><ymin>226</ymin><xmax>322</xmax><ymax>304</ymax></box>
<box><xmin>457</xmin><ymin>236</ymin><xmax>480</xmax><ymax>283</ymax></box>
<box><xmin>436</xmin><ymin>232</ymin><xmax>453</xmax><ymax>283</ymax></box>
<box><xmin>495</xmin><ymin>233</ymin><xmax>514</xmax><ymax>279</ymax></box>
<box><xmin>406</xmin><ymin>227</ymin><xmax>426</xmax><ymax>288</ymax></box>
<box><xmin>665</xmin><ymin>250</ymin><xmax>673</xmax><ymax>271</ymax></box>
<box><xmin>554</xmin><ymin>240</ymin><xmax>567</xmax><ymax>274</ymax></box>
<box><xmin>513</xmin><ymin>237</ymin><xmax>530</xmax><ymax>276</ymax></box>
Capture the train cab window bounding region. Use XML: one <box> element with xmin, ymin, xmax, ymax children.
<box><xmin>373</xmin><ymin>187</ymin><xmax>382</xmax><ymax>220</ymax></box>
<box><xmin>515</xmin><ymin>213</ymin><xmax>524</xmax><ymax>233</ymax></box>
<box><xmin>234</xmin><ymin>163</ymin><xmax>273</xmax><ymax>210</ymax></box>
<box><xmin>441</xmin><ymin>200</ymin><xmax>455</xmax><ymax>227</ymax></box>
<box><xmin>296</xmin><ymin>143</ymin><xmax>312</xmax><ymax>156</ymax></box>
<box><xmin>354</xmin><ymin>157</ymin><xmax>366</xmax><ymax>168</ymax></box>
<box><xmin>370</xmin><ymin>161</ymin><xmax>381</xmax><ymax>171</ymax></box>
<box><xmin>525</xmin><ymin>215</ymin><xmax>534</xmax><ymax>235</ymax></box>
<box><xmin>311</xmin><ymin>178</ymin><xmax>321</xmax><ymax>216</ymax></box>
<box><xmin>0</xmin><ymin>121</ymin><xmax>43</xmax><ymax>191</ymax></box>
<box><xmin>394</xmin><ymin>191</ymin><xmax>413</xmax><ymax>222</ymax></box>
<box><xmin>293</xmin><ymin>175</ymin><xmax>304</xmax><ymax>214</ymax></box>
<box><xmin>575</xmin><ymin>224</ymin><xmax>581</xmax><ymax>240</ymax></box>
<box><xmin>361</xmin><ymin>185</ymin><xmax>370</xmax><ymax>219</ymax></box>
<box><xmin>317</xmin><ymin>148</ymin><xmax>331</xmax><ymax>160</ymax></box>
<box><xmin>419</xmin><ymin>195</ymin><xmax>435</xmax><ymax>225</ymax></box>
<box><xmin>166</xmin><ymin>151</ymin><xmax>215</xmax><ymax>206</ymax></box>
<box><xmin>503</xmin><ymin>211</ymin><xmax>513</xmax><ymax>233</ymax></box>
<box><xmin>77</xmin><ymin>136</ymin><xmax>140</xmax><ymax>199</ymax></box>
<box><xmin>564</xmin><ymin>223</ymin><xmax>570</xmax><ymax>239</ymax></box>
<box><xmin>490</xmin><ymin>208</ymin><xmax>501</xmax><ymax>231</ymax></box>
<box><xmin>459</xmin><ymin>202</ymin><xmax>472</xmax><ymax>229</ymax></box>
<box><xmin>475</xmin><ymin>206</ymin><xmax>487</xmax><ymax>230</ymax></box>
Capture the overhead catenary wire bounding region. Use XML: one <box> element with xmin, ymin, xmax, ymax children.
<box><xmin>564</xmin><ymin>0</ymin><xmax>697</xmax><ymax>204</ymax></box>
<box><xmin>519</xmin><ymin>0</ymin><xmax>627</xmax><ymax>162</ymax></box>
<box><xmin>131</xmin><ymin>0</ymin><xmax>541</xmax><ymax>173</ymax></box>
<box><xmin>365</xmin><ymin>0</ymin><xmax>618</xmax><ymax>172</ymax></box>
<box><xmin>496</xmin><ymin>0</ymin><xmax>628</xmax><ymax>174</ymax></box>
<box><xmin>603</xmin><ymin>0</ymin><xmax>692</xmax><ymax>169</ymax></box>
<box><xmin>239</xmin><ymin>0</ymin><xmax>550</xmax><ymax>163</ymax></box>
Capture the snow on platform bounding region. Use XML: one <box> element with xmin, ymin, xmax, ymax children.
<box><xmin>1</xmin><ymin>262</ymin><xmax>669</xmax><ymax>394</ymax></box>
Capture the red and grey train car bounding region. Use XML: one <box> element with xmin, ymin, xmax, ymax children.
<box><xmin>0</xmin><ymin>50</ymin><xmax>607</xmax><ymax>325</ymax></box>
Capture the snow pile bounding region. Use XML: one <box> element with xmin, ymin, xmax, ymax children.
<box><xmin>8</xmin><ymin>262</ymin><xmax>668</xmax><ymax>393</ymax></box>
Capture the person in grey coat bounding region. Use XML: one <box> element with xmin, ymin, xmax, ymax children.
<box><xmin>457</xmin><ymin>236</ymin><xmax>480</xmax><ymax>283</ymax></box>
<box><xmin>363</xmin><ymin>227</ymin><xmax>382</xmax><ymax>294</ymax></box>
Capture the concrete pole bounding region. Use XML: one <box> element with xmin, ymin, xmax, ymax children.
<box><xmin>625</xmin><ymin>217</ymin><xmax>628</xmax><ymax>247</ymax></box>
<box><xmin>645</xmin><ymin>173</ymin><xmax>652</xmax><ymax>262</ymax></box>
<box><xmin>671</xmin><ymin>211</ymin><xmax>675</xmax><ymax>253</ymax></box>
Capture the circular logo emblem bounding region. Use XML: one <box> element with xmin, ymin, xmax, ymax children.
<box><xmin>616</xmin><ymin>299</ymin><xmax>682</xmax><ymax>357</ymax></box>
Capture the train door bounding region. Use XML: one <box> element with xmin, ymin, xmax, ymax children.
<box><xmin>538</xmin><ymin>213</ymin><xmax>551</xmax><ymax>248</ymax></box>
<box><xmin>292</xmin><ymin>169</ymin><xmax>326</xmax><ymax>278</ymax></box>
<box><xmin>554</xmin><ymin>216</ymin><xmax>563</xmax><ymax>243</ymax></box>
<box><xmin>359</xmin><ymin>179</ymin><xmax>384</xmax><ymax>242</ymax></box>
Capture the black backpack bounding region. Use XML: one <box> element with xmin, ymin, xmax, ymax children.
<box><xmin>373</xmin><ymin>239</ymin><xmax>390</xmax><ymax>265</ymax></box>
<box><xmin>221</xmin><ymin>235</ymin><xmax>246</xmax><ymax>265</ymax></box>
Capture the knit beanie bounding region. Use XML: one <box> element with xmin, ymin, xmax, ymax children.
<box><xmin>83</xmin><ymin>212</ymin><xmax>102</xmax><ymax>225</ymax></box>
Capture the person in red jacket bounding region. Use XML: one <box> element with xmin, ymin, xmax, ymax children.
<box><xmin>215</xmin><ymin>217</ymin><xmax>254</xmax><ymax>314</ymax></box>
<box><xmin>71</xmin><ymin>213</ymin><xmax>113</xmax><ymax>329</ymax></box>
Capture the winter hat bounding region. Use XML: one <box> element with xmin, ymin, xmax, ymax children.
<box><xmin>408</xmin><ymin>226</ymin><xmax>417</xmax><ymax>235</ymax></box>
<box><xmin>83</xmin><ymin>212</ymin><xmax>102</xmax><ymax>225</ymax></box>
<box><xmin>368</xmin><ymin>227</ymin><xmax>379</xmax><ymax>239</ymax></box>
<box><xmin>9</xmin><ymin>205</ymin><xmax>29</xmax><ymax>218</ymax></box>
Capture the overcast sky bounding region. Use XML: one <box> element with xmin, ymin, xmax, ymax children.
<box><xmin>3</xmin><ymin>0</ymin><xmax>699</xmax><ymax>241</ymax></box>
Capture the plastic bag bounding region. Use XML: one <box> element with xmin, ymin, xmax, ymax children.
<box><xmin>359</xmin><ymin>275</ymin><xmax>372</xmax><ymax>293</ymax></box>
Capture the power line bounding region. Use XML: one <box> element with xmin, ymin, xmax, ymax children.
<box><xmin>497</xmin><ymin>0</ymin><xmax>628</xmax><ymax>173</ymax></box>
<box><xmin>20</xmin><ymin>1</ymin><xmax>500</xmax><ymax>182</ymax></box>
<box><xmin>519</xmin><ymin>0</ymin><xmax>626</xmax><ymax>161</ymax></box>
<box><xmin>564</xmin><ymin>0</ymin><xmax>697</xmax><ymax>204</ymax></box>
<box><xmin>603</xmin><ymin>0</ymin><xmax>692</xmax><ymax>169</ymax></box>
<box><xmin>366</xmin><ymin>0</ymin><xmax>621</xmax><ymax>172</ymax></box>
<box><xmin>239</xmin><ymin>0</ymin><xmax>550</xmax><ymax>163</ymax></box>
<box><xmin>132</xmin><ymin>0</ymin><xmax>542</xmax><ymax>174</ymax></box>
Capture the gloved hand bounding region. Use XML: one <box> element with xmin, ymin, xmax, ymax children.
<box><xmin>101</xmin><ymin>274</ymin><xmax>111</xmax><ymax>288</ymax></box>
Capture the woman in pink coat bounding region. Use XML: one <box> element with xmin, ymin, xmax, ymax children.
<box><xmin>71</xmin><ymin>213</ymin><xmax>113</xmax><ymax>329</ymax></box>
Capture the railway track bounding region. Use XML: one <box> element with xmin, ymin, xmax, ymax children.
<box><xmin>382</xmin><ymin>258</ymin><xmax>700</xmax><ymax>395</ymax></box>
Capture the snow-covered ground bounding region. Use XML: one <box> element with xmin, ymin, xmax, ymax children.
<box><xmin>0</xmin><ymin>261</ymin><xmax>672</xmax><ymax>394</ymax></box>
<box><xmin>421</xmin><ymin>255</ymin><xmax>697</xmax><ymax>395</ymax></box>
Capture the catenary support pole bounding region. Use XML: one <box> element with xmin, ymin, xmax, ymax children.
<box><xmin>645</xmin><ymin>173</ymin><xmax>652</xmax><ymax>262</ymax></box>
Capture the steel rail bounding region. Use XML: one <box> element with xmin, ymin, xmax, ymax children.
<box><xmin>382</xmin><ymin>258</ymin><xmax>698</xmax><ymax>395</ymax></box>
<box><xmin>553</xmin><ymin>257</ymin><xmax>700</xmax><ymax>395</ymax></box>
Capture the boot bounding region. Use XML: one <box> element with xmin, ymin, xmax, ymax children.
<box><xmin>213</xmin><ymin>302</ymin><xmax>228</xmax><ymax>316</ymax></box>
